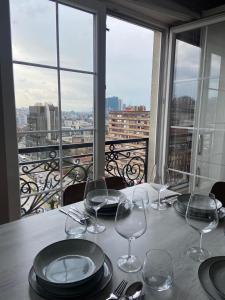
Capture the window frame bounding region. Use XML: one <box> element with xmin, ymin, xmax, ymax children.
<box><xmin>164</xmin><ymin>12</ymin><xmax>225</xmax><ymax>190</ymax></box>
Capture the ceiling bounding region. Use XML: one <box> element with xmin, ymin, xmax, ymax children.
<box><xmin>173</xmin><ymin>0</ymin><xmax>225</xmax><ymax>14</ymax></box>
<box><xmin>106</xmin><ymin>0</ymin><xmax>225</xmax><ymax>27</ymax></box>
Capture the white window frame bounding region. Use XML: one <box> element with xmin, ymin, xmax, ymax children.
<box><xmin>163</xmin><ymin>12</ymin><xmax>225</xmax><ymax>189</ymax></box>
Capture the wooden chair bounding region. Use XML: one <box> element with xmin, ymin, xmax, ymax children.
<box><xmin>210</xmin><ymin>181</ymin><xmax>225</xmax><ymax>207</ymax></box>
<box><xmin>63</xmin><ymin>176</ymin><xmax>127</xmax><ymax>206</ymax></box>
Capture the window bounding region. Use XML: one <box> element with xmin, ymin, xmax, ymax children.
<box><xmin>3</xmin><ymin>0</ymin><xmax>163</xmax><ymax>217</ymax></box>
<box><xmin>10</xmin><ymin>0</ymin><xmax>95</xmax><ymax>215</ymax></box>
<box><xmin>168</xmin><ymin>21</ymin><xmax>225</xmax><ymax>193</ymax></box>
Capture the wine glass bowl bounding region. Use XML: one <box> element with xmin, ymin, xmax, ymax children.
<box><xmin>115</xmin><ymin>192</ymin><xmax>147</xmax><ymax>273</ymax></box>
<box><xmin>84</xmin><ymin>176</ymin><xmax>107</xmax><ymax>199</ymax></box>
<box><xmin>185</xmin><ymin>193</ymin><xmax>219</xmax><ymax>262</ymax></box>
<box><xmin>150</xmin><ymin>165</ymin><xmax>169</xmax><ymax>210</ymax></box>
<box><xmin>85</xmin><ymin>189</ymin><xmax>108</xmax><ymax>234</ymax></box>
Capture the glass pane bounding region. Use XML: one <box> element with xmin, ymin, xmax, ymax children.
<box><xmin>14</xmin><ymin>64</ymin><xmax>59</xmax><ymax>135</ymax></box>
<box><xmin>60</xmin><ymin>71</ymin><xmax>94</xmax><ymax>131</ymax></box>
<box><xmin>10</xmin><ymin>0</ymin><xmax>57</xmax><ymax>65</ymax></box>
<box><xmin>174</xmin><ymin>29</ymin><xmax>201</xmax><ymax>81</ymax></box>
<box><xmin>59</xmin><ymin>4</ymin><xmax>93</xmax><ymax>71</ymax></box>
<box><xmin>196</xmin><ymin>130</ymin><xmax>225</xmax><ymax>180</ymax></box>
<box><xmin>171</xmin><ymin>81</ymin><xmax>198</xmax><ymax>127</ymax></box>
<box><xmin>168</xmin><ymin>128</ymin><xmax>193</xmax><ymax>173</ymax></box>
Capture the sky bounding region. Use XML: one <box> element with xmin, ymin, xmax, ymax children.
<box><xmin>10</xmin><ymin>0</ymin><xmax>153</xmax><ymax>111</ymax></box>
<box><xmin>10</xmin><ymin>0</ymin><xmax>208</xmax><ymax>113</ymax></box>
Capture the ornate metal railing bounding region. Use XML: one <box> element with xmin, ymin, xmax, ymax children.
<box><xmin>18</xmin><ymin>138</ymin><xmax>148</xmax><ymax>216</ymax></box>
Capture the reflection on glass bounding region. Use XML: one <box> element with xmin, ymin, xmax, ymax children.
<box><xmin>171</xmin><ymin>82</ymin><xmax>198</xmax><ymax>127</ymax></box>
<box><xmin>174</xmin><ymin>30</ymin><xmax>201</xmax><ymax>81</ymax></box>
<box><xmin>10</xmin><ymin>0</ymin><xmax>57</xmax><ymax>65</ymax></box>
<box><xmin>168</xmin><ymin>128</ymin><xmax>192</xmax><ymax>173</ymax></box>
<box><xmin>59</xmin><ymin>4</ymin><xmax>93</xmax><ymax>71</ymax></box>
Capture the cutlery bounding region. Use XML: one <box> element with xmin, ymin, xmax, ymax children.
<box><xmin>119</xmin><ymin>282</ymin><xmax>143</xmax><ymax>300</ymax></box>
<box><xmin>59</xmin><ymin>208</ymin><xmax>85</xmax><ymax>224</ymax></box>
<box><xmin>69</xmin><ymin>207</ymin><xmax>90</xmax><ymax>222</ymax></box>
<box><xmin>106</xmin><ymin>280</ymin><xmax>128</xmax><ymax>300</ymax></box>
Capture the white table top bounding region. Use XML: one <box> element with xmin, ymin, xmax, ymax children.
<box><xmin>0</xmin><ymin>183</ymin><xmax>224</xmax><ymax>300</ymax></box>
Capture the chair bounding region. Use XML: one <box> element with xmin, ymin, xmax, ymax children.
<box><xmin>63</xmin><ymin>181</ymin><xmax>86</xmax><ymax>206</ymax></box>
<box><xmin>105</xmin><ymin>176</ymin><xmax>127</xmax><ymax>190</ymax></box>
<box><xmin>210</xmin><ymin>181</ymin><xmax>225</xmax><ymax>207</ymax></box>
<box><xmin>63</xmin><ymin>176</ymin><xmax>127</xmax><ymax>206</ymax></box>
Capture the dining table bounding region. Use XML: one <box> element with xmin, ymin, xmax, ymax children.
<box><xmin>0</xmin><ymin>183</ymin><xmax>225</xmax><ymax>300</ymax></box>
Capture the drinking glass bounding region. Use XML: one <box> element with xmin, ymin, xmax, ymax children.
<box><xmin>115</xmin><ymin>195</ymin><xmax>147</xmax><ymax>272</ymax></box>
<box><xmin>150</xmin><ymin>164</ymin><xmax>169</xmax><ymax>210</ymax></box>
<box><xmin>65</xmin><ymin>212</ymin><xmax>87</xmax><ymax>238</ymax></box>
<box><xmin>84</xmin><ymin>176</ymin><xmax>107</xmax><ymax>199</ymax></box>
<box><xmin>142</xmin><ymin>249</ymin><xmax>173</xmax><ymax>291</ymax></box>
<box><xmin>185</xmin><ymin>193</ymin><xmax>219</xmax><ymax>262</ymax></box>
<box><xmin>132</xmin><ymin>186</ymin><xmax>149</xmax><ymax>207</ymax></box>
<box><xmin>85</xmin><ymin>189</ymin><xmax>108</xmax><ymax>234</ymax></box>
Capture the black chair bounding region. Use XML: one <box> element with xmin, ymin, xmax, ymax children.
<box><xmin>210</xmin><ymin>181</ymin><xmax>225</xmax><ymax>207</ymax></box>
<box><xmin>105</xmin><ymin>176</ymin><xmax>127</xmax><ymax>190</ymax></box>
<box><xmin>63</xmin><ymin>176</ymin><xmax>127</xmax><ymax>206</ymax></box>
<box><xmin>63</xmin><ymin>182</ymin><xmax>86</xmax><ymax>206</ymax></box>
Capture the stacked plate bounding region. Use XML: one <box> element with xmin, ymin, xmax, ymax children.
<box><xmin>85</xmin><ymin>189</ymin><xmax>126</xmax><ymax>216</ymax></box>
<box><xmin>173</xmin><ymin>194</ymin><xmax>222</xmax><ymax>220</ymax></box>
<box><xmin>199</xmin><ymin>256</ymin><xmax>225</xmax><ymax>299</ymax></box>
<box><xmin>29</xmin><ymin>239</ymin><xmax>113</xmax><ymax>300</ymax></box>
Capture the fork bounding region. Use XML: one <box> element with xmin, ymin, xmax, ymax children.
<box><xmin>106</xmin><ymin>280</ymin><xmax>128</xmax><ymax>300</ymax></box>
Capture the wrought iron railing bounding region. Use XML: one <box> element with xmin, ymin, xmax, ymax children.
<box><xmin>18</xmin><ymin>138</ymin><xmax>148</xmax><ymax>216</ymax></box>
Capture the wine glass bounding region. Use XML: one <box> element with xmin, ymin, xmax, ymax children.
<box><xmin>115</xmin><ymin>192</ymin><xmax>147</xmax><ymax>272</ymax></box>
<box><xmin>84</xmin><ymin>175</ymin><xmax>107</xmax><ymax>199</ymax></box>
<box><xmin>185</xmin><ymin>193</ymin><xmax>219</xmax><ymax>262</ymax></box>
<box><xmin>85</xmin><ymin>189</ymin><xmax>108</xmax><ymax>234</ymax></box>
<box><xmin>132</xmin><ymin>186</ymin><xmax>149</xmax><ymax>207</ymax></box>
<box><xmin>150</xmin><ymin>164</ymin><xmax>169</xmax><ymax>210</ymax></box>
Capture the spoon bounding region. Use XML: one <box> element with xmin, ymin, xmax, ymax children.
<box><xmin>120</xmin><ymin>281</ymin><xmax>143</xmax><ymax>300</ymax></box>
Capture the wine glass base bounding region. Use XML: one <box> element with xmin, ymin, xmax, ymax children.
<box><xmin>186</xmin><ymin>246</ymin><xmax>210</xmax><ymax>262</ymax></box>
<box><xmin>151</xmin><ymin>202</ymin><xmax>167</xmax><ymax>211</ymax></box>
<box><xmin>87</xmin><ymin>223</ymin><xmax>106</xmax><ymax>234</ymax></box>
<box><xmin>117</xmin><ymin>255</ymin><xmax>142</xmax><ymax>273</ymax></box>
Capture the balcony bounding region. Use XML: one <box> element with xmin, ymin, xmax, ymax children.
<box><xmin>18</xmin><ymin>138</ymin><xmax>149</xmax><ymax>216</ymax></box>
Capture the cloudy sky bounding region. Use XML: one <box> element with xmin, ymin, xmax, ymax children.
<box><xmin>10</xmin><ymin>0</ymin><xmax>154</xmax><ymax>112</ymax></box>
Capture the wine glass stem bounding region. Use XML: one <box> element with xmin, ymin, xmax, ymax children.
<box><xmin>158</xmin><ymin>191</ymin><xmax>161</xmax><ymax>207</ymax></box>
<box><xmin>94</xmin><ymin>209</ymin><xmax>98</xmax><ymax>229</ymax></box>
<box><xmin>199</xmin><ymin>232</ymin><xmax>203</xmax><ymax>251</ymax></box>
<box><xmin>128</xmin><ymin>238</ymin><xmax>132</xmax><ymax>260</ymax></box>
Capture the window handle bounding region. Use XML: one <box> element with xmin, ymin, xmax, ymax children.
<box><xmin>195</xmin><ymin>166</ymin><xmax>200</xmax><ymax>187</ymax></box>
<box><xmin>198</xmin><ymin>134</ymin><xmax>203</xmax><ymax>155</ymax></box>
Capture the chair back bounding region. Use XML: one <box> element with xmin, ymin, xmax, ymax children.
<box><xmin>105</xmin><ymin>176</ymin><xmax>127</xmax><ymax>190</ymax></box>
<box><xmin>63</xmin><ymin>176</ymin><xmax>127</xmax><ymax>206</ymax></box>
<box><xmin>63</xmin><ymin>182</ymin><xmax>86</xmax><ymax>206</ymax></box>
<box><xmin>211</xmin><ymin>181</ymin><xmax>225</xmax><ymax>207</ymax></box>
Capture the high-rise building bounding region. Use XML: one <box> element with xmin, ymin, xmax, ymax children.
<box><xmin>106</xmin><ymin>97</ymin><xmax>122</xmax><ymax>116</ymax></box>
<box><xmin>107</xmin><ymin>105</ymin><xmax>150</xmax><ymax>140</ymax></box>
<box><xmin>26</xmin><ymin>103</ymin><xmax>59</xmax><ymax>147</ymax></box>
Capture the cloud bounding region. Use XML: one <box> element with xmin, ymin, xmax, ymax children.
<box><xmin>106</xmin><ymin>16</ymin><xmax>154</xmax><ymax>109</ymax></box>
<box><xmin>11</xmin><ymin>1</ymin><xmax>154</xmax><ymax>111</ymax></box>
